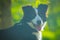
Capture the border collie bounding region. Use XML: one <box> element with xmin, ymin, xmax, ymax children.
<box><xmin>0</xmin><ymin>4</ymin><xmax>48</xmax><ymax>40</ymax></box>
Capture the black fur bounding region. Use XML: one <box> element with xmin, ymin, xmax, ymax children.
<box><xmin>38</xmin><ymin>4</ymin><xmax>48</xmax><ymax>22</ymax></box>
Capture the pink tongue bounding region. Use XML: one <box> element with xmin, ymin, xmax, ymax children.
<box><xmin>36</xmin><ymin>26</ymin><xmax>41</xmax><ymax>31</ymax></box>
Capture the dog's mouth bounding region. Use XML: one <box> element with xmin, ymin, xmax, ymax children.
<box><xmin>32</xmin><ymin>21</ymin><xmax>43</xmax><ymax>31</ymax></box>
<box><xmin>28</xmin><ymin>16</ymin><xmax>44</xmax><ymax>31</ymax></box>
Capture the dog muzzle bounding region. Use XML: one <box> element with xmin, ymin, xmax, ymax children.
<box><xmin>28</xmin><ymin>8</ymin><xmax>47</xmax><ymax>31</ymax></box>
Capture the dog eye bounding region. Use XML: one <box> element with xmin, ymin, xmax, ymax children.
<box><xmin>37</xmin><ymin>20</ymin><xmax>41</xmax><ymax>25</ymax></box>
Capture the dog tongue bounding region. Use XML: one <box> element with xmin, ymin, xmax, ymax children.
<box><xmin>36</xmin><ymin>26</ymin><xmax>41</xmax><ymax>31</ymax></box>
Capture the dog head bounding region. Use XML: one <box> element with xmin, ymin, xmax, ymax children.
<box><xmin>22</xmin><ymin>4</ymin><xmax>48</xmax><ymax>31</ymax></box>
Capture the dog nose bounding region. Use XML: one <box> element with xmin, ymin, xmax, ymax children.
<box><xmin>37</xmin><ymin>20</ymin><xmax>41</xmax><ymax>26</ymax></box>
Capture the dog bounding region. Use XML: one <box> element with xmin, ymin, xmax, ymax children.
<box><xmin>0</xmin><ymin>4</ymin><xmax>48</xmax><ymax>40</ymax></box>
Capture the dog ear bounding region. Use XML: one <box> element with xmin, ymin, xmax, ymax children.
<box><xmin>22</xmin><ymin>6</ymin><xmax>36</xmax><ymax>22</ymax></box>
<box><xmin>37</xmin><ymin>4</ymin><xmax>48</xmax><ymax>22</ymax></box>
